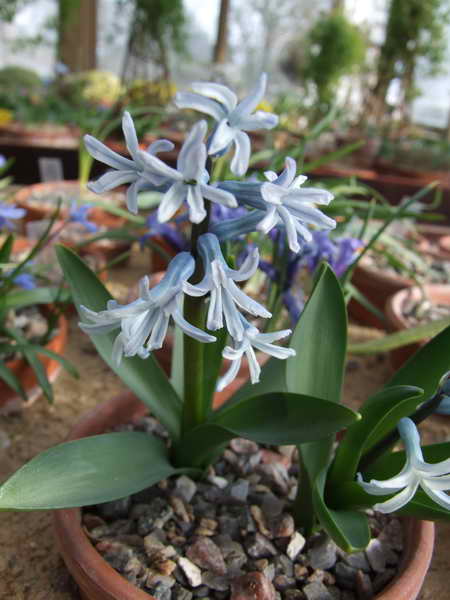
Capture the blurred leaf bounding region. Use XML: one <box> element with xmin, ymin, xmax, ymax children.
<box><xmin>3</xmin><ymin>287</ymin><xmax>69</xmax><ymax>310</ymax></box>
<box><xmin>0</xmin><ymin>432</ymin><xmax>188</xmax><ymax>510</ymax></box>
<box><xmin>0</xmin><ymin>361</ymin><xmax>26</xmax><ymax>401</ymax></box>
<box><xmin>0</xmin><ymin>234</ymin><xmax>13</xmax><ymax>263</ymax></box>
<box><xmin>56</xmin><ymin>245</ymin><xmax>182</xmax><ymax>440</ymax></box>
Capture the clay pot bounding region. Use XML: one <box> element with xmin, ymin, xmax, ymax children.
<box><xmin>349</xmin><ymin>260</ymin><xmax>414</xmax><ymax>330</ymax></box>
<box><xmin>14</xmin><ymin>181</ymin><xmax>131</xmax><ymax>264</ymax></box>
<box><xmin>415</xmin><ymin>225</ymin><xmax>450</xmax><ymax>260</ymax></box>
<box><xmin>0</xmin><ymin>310</ymin><xmax>69</xmax><ymax>413</ymax></box>
<box><xmin>53</xmin><ymin>391</ymin><xmax>435</xmax><ymax>600</ymax></box>
<box><xmin>385</xmin><ymin>284</ymin><xmax>450</xmax><ymax>369</ymax></box>
<box><xmin>438</xmin><ymin>235</ymin><xmax>450</xmax><ymax>258</ymax></box>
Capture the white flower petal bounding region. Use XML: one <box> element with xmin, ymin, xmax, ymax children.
<box><xmin>122</xmin><ymin>111</ymin><xmax>140</xmax><ymax>161</ymax></box>
<box><xmin>177</xmin><ymin>120</ymin><xmax>207</xmax><ymax>177</ymax></box>
<box><xmin>148</xmin><ymin>311</ymin><xmax>170</xmax><ymax>350</ymax></box>
<box><xmin>147</xmin><ymin>139</ymin><xmax>174</xmax><ymax>154</ymax></box>
<box><xmin>260</xmin><ymin>182</ymin><xmax>286</xmax><ymax>205</ymax></box>
<box><xmin>174</xmin><ymin>91</ymin><xmax>226</xmax><ymax>121</ymax></box>
<box><xmin>126</xmin><ymin>179</ymin><xmax>147</xmax><ymax>214</ymax></box>
<box><xmin>275</xmin><ymin>157</ymin><xmax>297</xmax><ymax>187</ymax></box>
<box><xmin>172</xmin><ymin>307</ymin><xmax>216</xmax><ymax>343</ymax></box>
<box><xmin>238</xmin><ymin>111</ymin><xmax>278</xmax><ymax>131</ymax></box>
<box><xmin>158</xmin><ymin>182</ymin><xmax>186</xmax><ymax>223</ymax></box>
<box><xmin>84</xmin><ymin>135</ymin><xmax>135</xmax><ymax>171</ymax></box>
<box><xmin>232</xmin><ymin>73</ymin><xmax>267</xmax><ymax>122</ymax></box>
<box><xmin>264</xmin><ymin>170</ymin><xmax>278</xmax><ymax>182</ymax></box>
<box><xmin>138</xmin><ymin>150</ymin><xmax>182</xmax><ymax>182</ymax></box>
<box><xmin>227</xmin><ymin>279</ymin><xmax>271</xmax><ymax>318</ymax></box>
<box><xmin>279</xmin><ymin>207</ymin><xmax>300</xmax><ymax>253</ymax></box>
<box><xmin>186</xmin><ymin>184</ymin><xmax>207</xmax><ymax>224</ymax></box>
<box><xmin>88</xmin><ymin>170</ymin><xmax>137</xmax><ymax>194</ymax></box>
<box><xmin>374</xmin><ymin>483</ymin><xmax>419</xmax><ymax>514</ymax></box>
<box><xmin>209</xmin><ymin>119</ymin><xmax>236</xmax><ymax>155</ymax></box>
<box><xmin>200</xmin><ymin>184</ymin><xmax>237</xmax><ymax>208</ymax></box>
<box><xmin>245</xmin><ymin>343</ymin><xmax>261</xmax><ymax>383</ymax></box>
<box><xmin>230</xmin><ymin>130</ymin><xmax>251</xmax><ymax>177</ymax></box>
<box><xmin>420</xmin><ymin>481</ymin><xmax>450</xmax><ymax>510</ymax></box>
<box><xmin>217</xmin><ymin>358</ymin><xmax>242</xmax><ymax>392</ymax></box>
<box><xmin>233</xmin><ymin>247</ymin><xmax>260</xmax><ymax>282</ymax></box>
<box><xmin>191</xmin><ymin>81</ymin><xmax>238</xmax><ymax>113</ymax></box>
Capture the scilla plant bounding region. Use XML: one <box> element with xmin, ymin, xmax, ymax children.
<box><xmin>1</xmin><ymin>75</ymin><xmax>450</xmax><ymax>559</ymax></box>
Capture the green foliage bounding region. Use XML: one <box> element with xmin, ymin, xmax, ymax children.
<box><xmin>288</xmin><ymin>12</ymin><xmax>365</xmax><ymax>107</ymax></box>
<box><xmin>0</xmin><ymin>66</ymin><xmax>42</xmax><ymax>111</ymax></box>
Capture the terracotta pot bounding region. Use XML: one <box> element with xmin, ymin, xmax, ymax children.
<box><xmin>416</xmin><ymin>225</ymin><xmax>450</xmax><ymax>260</ymax></box>
<box><xmin>385</xmin><ymin>284</ymin><xmax>450</xmax><ymax>369</ymax></box>
<box><xmin>53</xmin><ymin>391</ymin><xmax>435</xmax><ymax>600</ymax></box>
<box><xmin>438</xmin><ymin>235</ymin><xmax>450</xmax><ymax>258</ymax></box>
<box><xmin>349</xmin><ymin>260</ymin><xmax>414</xmax><ymax>330</ymax></box>
<box><xmin>0</xmin><ymin>310</ymin><xmax>69</xmax><ymax>413</ymax></box>
<box><xmin>14</xmin><ymin>181</ymin><xmax>132</xmax><ymax>264</ymax></box>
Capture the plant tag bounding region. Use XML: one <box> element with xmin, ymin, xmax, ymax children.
<box><xmin>38</xmin><ymin>157</ymin><xmax>64</xmax><ymax>182</ymax></box>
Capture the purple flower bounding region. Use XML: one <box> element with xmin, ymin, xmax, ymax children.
<box><xmin>13</xmin><ymin>272</ymin><xmax>37</xmax><ymax>290</ymax></box>
<box><xmin>140</xmin><ymin>210</ymin><xmax>188</xmax><ymax>251</ymax></box>
<box><xmin>0</xmin><ymin>203</ymin><xmax>26</xmax><ymax>230</ymax></box>
<box><xmin>0</xmin><ymin>155</ymin><xmax>7</xmax><ymax>169</ymax></box>
<box><xmin>305</xmin><ymin>231</ymin><xmax>362</xmax><ymax>277</ymax></box>
<box><xmin>68</xmin><ymin>202</ymin><xmax>99</xmax><ymax>233</ymax></box>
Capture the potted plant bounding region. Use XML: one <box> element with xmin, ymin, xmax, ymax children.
<box><xmin>3</xmin><ymin>74</ymin><xmax>450</xmax><ymax>600</ymax></box>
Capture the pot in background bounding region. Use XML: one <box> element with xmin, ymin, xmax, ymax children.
<box><xmin>385</xmin><ymin>284</ymin><xmax>450</xmax><ymax>369</ymax></box>
<box><xmin>53</xmin><ymin>391</ymin><xmax>435</xmax><ymax>600</ymax></box>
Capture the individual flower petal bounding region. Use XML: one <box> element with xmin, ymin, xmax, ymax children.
<box><xmin>231</xmin><ymin>131</ymin><xmax>251</xmax><ymax>177</ymax></box>
<box><xmin>191</xmin><ymin>81</ymin><xmax>238</xmax><ymax>113</ymax></box>
<box><xmin>174</xmin><ymin>92</ymin><xmax>227</xmax><ymax>121</ymax></box>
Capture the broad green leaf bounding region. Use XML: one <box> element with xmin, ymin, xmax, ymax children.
<box><xmin>348</xmin><ymin>316</ymin><xmax>450</xmax><ymax>354</ymax></box>
<box><xmin>55</xmin><ymin>245</ymin><xmax>182</xmax><ymax>440</ymax></box>
<box><xmin>329</xmin><ymin>386</ymin><xmax>423</xmax><ymax>489</ymax></box>
<box><xmin>386</xmin><ymin>324</ymin><xmax>450</xmax><ymax>399</ymax></box>
<box><xmin>0</xmin><ymin>432</ymin><xmax>186</xmax><ymax>510</ymax></box>
<box><xmin>366</xmin><ymin>441</ymin><xmax>450</xmax><ymax>480</ymax></box>
<box><xmin>287</xmin><ymin>264</ymin><xmax>347</xmax><ymax>533</ymax></box>
<box><xmin>174</xmin><ymin>392</ymin><xmax>359</xmax><ymax>467</ymax></box>
<box><xmin>170</xmin><ymin>325</ymin><xmax>184</xmax><ymax>398</ymax></box>
<box><xmin>3</xmin><ymin>287</ymin><xmax>70</xmax><ymax>310</ymax></box>
<box><xmin>398</xmin><ymin>490</ymin><xmax>450</xmax><ymax>522</ymax></box>
<box><xmin>222</xmin><ymin>357</ymin><xmax>287</xmax><ymax>409</ymax></box>
<box><xmin>312</xmin><ymin>470</ymin><xmax>370</xmax><ymax>552</ymax></box>
<box><xmin>0</xmin><ymin>234</ymin><xmax>13</xmax><ymax>263</ymax></box>
<box><xmin>0</xmin><ymin>361</ymin><xmax>26</xmax><ymax>401</ymax></box>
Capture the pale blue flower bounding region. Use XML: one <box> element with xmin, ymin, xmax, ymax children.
<box><xmin>0</xmin><ymin>203</ymin><xmax>26</xmax><ymax>230</ymax></box>
<box><xmin>217</xmin><ymin>316</ymin><xmax>295</xmax><ymax>391</ymax></box>
<box><xmin>184</xmin><ymin>233</ymin><xmax>270</xmax><ymax>341</ymax></box>
<box><xmin>175</xmin><ymin>74</ymin><xmax>278</xmax><ymax>176</ymax></box>
<box><xmin>357</xmin><ymin>417</ymin><xmax>450</xmax><ymax>513</ymax></box>
<box><xmin>258</xmin><ymin>157</ymin><xmax>336</xmax><ymax>253</ymax></box>
<box><xmin>12</xmin><ymin>272</ymin><xmax>37</xmax><ymax>290</ymax></box>
<box><xmin>138</xmin><ymin>121</ymin><xmax>237</xmax><ymax>224</ymax></box>
<box><xmin>79</xmin><ymin>252</ymin><xmax>215</xmax><ymax>367</ymax></box>
<box><xmin>84</xmin><ymin>111</ymin><xmax>174</xmax><ymax>214</ymax></box>
<box><xmin>68</xmin><ymin>202</ymin><xmax>98</xmax><ymax>233</ymax></box>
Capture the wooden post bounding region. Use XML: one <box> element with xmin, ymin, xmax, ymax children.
<box><xmin>58</xmin><ymin>0</ymin><xmax>97</xmax><ymax>72</ymax></box>
<box><xmin>213</xmin><ymin>0</ymin><xmax>230</xmax><ymax>64</ymax></box>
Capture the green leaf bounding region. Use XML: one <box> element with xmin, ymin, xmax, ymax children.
<box><xmin>0</xmin><ymin>361</ymin><xmax>27</xmax><ymax>401</ymax></box>
<box><xmin>398</xmin><ymin>490</ymin><xmax>450</xmax><ymax>522</ymax></box>
<box><xmin>202</xmin><ymin>328</ymin><xmax>227</xmax><ymax>413</ymax></box>
<box><xmin>287</xmin><ymin>264</ymin><xmax>348</xmax><ymax>534</ymax></box>
<box><xmin>55</xmin><ymin>245</ymin><xmax>182</xmax><ymax>440</ymax></box>
<box><xmin>348</xmin><ymin>316</ymin><xmax>450</xmax><ymax>354</ymax></box>
<box><xmin>386</xmin><ymin>324</ymin><xmax>450</xmax><ymax>399</ymax></box>
<box><xmin>2</xmin><ymin>287</ymin><xmax>70</xmax><ymax>310</ymax></box>
<box><xmin>222</xmin><ymin>357</ymin><xmax>287</xmax><ymax>408</ymax></box>
<box><xmin>0</xmin><ymin>432</ymin><xmax>185</xmax><ymax>510</ymax></box>
<box><xmin>27</xmin><ymin>345</ymin><xmax>79</xmax><ymax>379</ymax></box>
<box><xmin>312</xmin><ymin>470</ymin><xmax>370</xmax><ymax>552</ymax></box>
<box><xmin>329</xmin><ymin>386</ymin><xmax>423</xmax><ymax>488</ymax></box>
<box><xmin>0</xmin><ymin>234</ymin><xmax>13</xmax><ymax>263</ymax></box>
<box><xmin>174</xmin><ymin>392</ymin><xmax>359</xmax><ymax>467</ymax></box>
<box><xmin>170</xmin><ymin>325</ymin><xmax>184</xmax><ymax>398</ymax></box>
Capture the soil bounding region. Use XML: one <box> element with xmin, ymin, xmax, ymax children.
<box><xmin>0</xmin><ymin>251</ymin><xmax>449</xmax><ymax>599</ymax></box>
<box><xmin>402</xmin><ymin>294</ymin><xmax>450</xmax><ymax>327</ymax></box>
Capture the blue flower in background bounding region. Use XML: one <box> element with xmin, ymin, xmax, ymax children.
<box><xmin>175</xmin><ymin>73</ymin><xmax>278</xmax><ymax>176</ymax></box>
<box><xmin>12</xmin><ymin>272</ymin><xmax>37</xmax><ymax>290</ymax></box>
<box><xmin>68</xmin><ymin>202</ymin><xmax>99</xmax><ymax>233</ymax></box>
<box><xmin>0</xmin><ymin>203</ymin><xmax>26</xmax><ymax>230</ymax></box>
<box><xmin>0</xmin><ymin>154</ymin><xmax>7</xmax><ymax>169</ymax></box>
<box><xmin>140</xmin><ymin>210</ymin><xmax>189</xmax><ymax>251</ymax></box>
<box><xmin>305</xmin><ymin>231</ymin><xmax>362</xmax><ymax>277</ymax></box>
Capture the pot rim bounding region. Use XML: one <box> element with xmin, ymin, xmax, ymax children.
<box><xmin>386</xmin><ymin>283</ymin><xmax>450</xmax><ymax>332</ymax></box>
<box><xmin>54</xmin><ymin>391</ymin><xmax>435</xmax><ymax>600</ymax></box>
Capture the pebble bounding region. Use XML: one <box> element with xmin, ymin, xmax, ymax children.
<box><xmin>261</xmin><ymin>494</ymin><xmax>284</xmax><ymax>518</ymax></box>
<box><xmin>334</xmin><ymin>563</ymin><xmax>357</xmax><ymax>590</ymax></box>
<box><xmin>231</xmin><ymin>438</ymin><xmax>259</xmax><ymax>454</ymax></box>
<box><xmin>231</xmin><ymin>571</ymin><xmax>276</xmax><ymax>600</ymax></box>
<box><xmin>170</xmin><ymin>496</ymin><xmax>191</xmax><ymax>523</ymax></box>
<box><xmin>355</xmin><ymin>569</ymin><xmax>374</xmax><ymax>599</ymax></box>
<box><xmin>342</xmin><ymin>552</ymin><xmax>370</xmax><ymax>573</ymax></box>
<box><xmin>250</xmin><ymin>505</ymin><xmax>272</xmax><ymax>537</ymax></box>
<box><xmin>284</xmin><ymin>591</ymin><xmax>304</xmax><ymax>600</ymax></box>
<box><xmin>308</xmin><ymin>535</ymin><xmax>337</xmax><ymax>570</ymax></box>
<box><xmin>364</xmin><ymin>539</ymin><xmax>385</xmax><ymax>573</ymax></box>
<box><xmin>303</xmin><ymin>581</ymin><xmax>334</xmax><ymax>600</ymax></box>
<box><xmin>186</xmin><ymin>537</ymin><xmax>227</xmax><ymax>575</ymax></box>
<box><xmin>175</xmin><ymin>476</ymin><xmax>197</xmax><ymax>503</ymax></box>
<box><xmin>178</xmin><ymin>557</ymin><xmax>202</xmax><ymax>588</ymax></box>
<box><xmin>202</xmin><ymin>571</ymin><xmax>230</xmax><ymax>591</ymax></box>
<box><xmin>273</xmin><ymin>555</ymin><xmax>294</xmax><ymax>577</ymax></box>
<box><xmin>371</xmin><ymin>569</ymin><xmax>396</xmax><ymax>594</ymax></box>
<box><xmin>172</xmin><ymin>583</ymin><xmax>193</xmax><ymax>600</ymax></box>
<box><xmin>245</xmin><ymin>533</ymin><xmax>278</xmax><ymax>559</ymax></box>
<box><xmin>273</xmin><ymin>574</ymin><xmax>296</xmax><ymax>591</ymax></box>
<box><xmin>229</xmin><ymin>479</ymin><xmax>250</xmax><ymax>503</ymax></box>
<box><xmin>286</xmin><ymin>532</ymin><xmax>306</xmax><ymax>560</ymax></box>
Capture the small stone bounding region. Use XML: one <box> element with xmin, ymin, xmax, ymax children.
<box><xmin>83</xmin><ymin>513</ymin><xmax>106</xmax><ymax>531</ymax></box>
<box><xmin>251</xmin><ymin>505</ymin><xmax>272</xmax><ymax>537</ymax></box>
<box><xmin>229</xmin><ymin>479</ymin><xmax>250</xmax><ymax>503</ymax></box>
<box><xmin>341</xmin><ymin>592</ymin><xmax>356</xmax><ymax>600</ymax></box>
<box><xmin>303</xmin><ymin>581</ymin><xmax>334</xmax><ymax>600</ymax></box>
<box><xmin>245</xmin><ymin>533</ymin><xmax>277</xmax><ymax>559</ymax></box>
<box><xmin>308</xmin><ymin>535</ymin><xmax>337</xmax><ymax>570</ymax></box>
<box><xmin>272</xmin><ymin>514</ymin><xmax>295</xmax><ymax>539</ymax></box>
<box><xmin>284</xmin><ymin>590</ymin><xmax>304</xmax><ymax>600</ymax></box>
<box><xmin>150</xmin><ymin>581</ymin><xmax>172</xmax><ymax>600</ymax></box>
<box><xmin>175</xmin><ymin>476</ymin><xmax>197</xmax><ymax>503</ymax></box>
<box><xmin>172</xmin><ymin>583</ymin><xmax>193</xmax><ymax>600</ymax></box>
<box><xmin>137</xmin><ymin>498</ymin><xmax>174</xmax><ymax>535</ymax></box>
<box><xmin>261</xmin><ymin>494</ymin><xmax>284</xmax><ymax>518</ymax></box>
<box><xmin>96</xmin><ymin>496</ymin><xmax>131</xmax><ymax>519</ymax></box>
<box><xmin>294</xmin><ymin>564</ymin><xmax>308</xmax><ymax>581</ymax></box>
<box><xmin>221</xmin><ymin>540</ymin><xmax>247</xmax><ymax>572</ymax></box>
<box><xmin>371</xmin><ymin>569</ymin><xmax>396</xmax><ymax>594</ymax></box>
<box><xmin>342</xmin><ymin>552</ymin><xmax>370</xmax><ymax>573</ymax></box>
<box><xmin>260</xmin><ymin>449</ymin><xmax>291</xmax><ymax>468</ymax></box>
<box><xmin>334</xmin><ymin>563</ymin><xmax>357</xmax><ymax>590</ymax></box>
<box><xmin>203</xmin><ymin>571</ymin><xmax>230</xmax><ymax>591</ymax></box>
<box><xmin>273</xmin><ymin>555</ymin><xmax>293</xmax><ymax>577</ymax></box>
<box><xmin>178</xmin><ymin>557</ymin><xmax>202</xmax><ymax>588</ymax></box>
<box><xmin>155</xmin><ymin>560</ymin><xmax>177</xmax><ymax>576</ymax></box>
<box><xmin>286</xmin><ymin>532</ymin><xmax>306</xmax><ymax>560</ymax></box>
<box><xmin>193</xmin><ymin>585</ymin><xmax>210</xmax><ymax>597</ymax></box>
<box><xmin>143</xmin><ymin>534</ymin><xmax>165</xmax><ymax>559</ymax></box>
<box><xmin>378</xmin><ymin>519</ymin><xmax>403</xmax><ymax>552</ymax></box>
<box><xmin>355</xmin><ymin>570</ymin><xmax>374</xmax><ymax>599</ymax></box>
<box><xmin>231</xmin><ymin>571</ymin><xmax>276</xmax><ymax>600</ymax></box>
<box><xmin>209</xmin><ymin>475</ymin><xmax>229</xmax><ymax>489</ymax></box>
<box><xmin>170</xmin><ymin>496</ymin><xmax>191</xmax><ymax>523</ymax></box>
<box><xmin>231</xmin><ymin>438</ymin><xmax>259</xmax><ymax>454</ymax></box>
<box><xmin>218</xmin><ymin>516</ymin><xmax>241</xmax><ymax>539</ymax></box>
<box><xmin>124</xmin><ymin>556</ymin><xmax>144</xmax><ymax>577</ymax></box>
<box><xmin>257</xmin><ymin>464</ymin><xmax>289</xmax><ymax>495</ymax></box>
<box><xmin>273</xmin><ymin>575</ymin><xmax>296</xmax><ymax>591</ymax></box>
<box><xmin>186</xmin><ymin>537</ymin><xmax>227</xmax><ymax>575</ymax></box>
<box><xmin>364</xmin><ymin>540</ymin><xmax>385</xmax><ymax>573</ymax></box>
<box><xmin>147</xmin><ymin>573</ymin><xmax>176</xmax><ymax>588</ymax></box>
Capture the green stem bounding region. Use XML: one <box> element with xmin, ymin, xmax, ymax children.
<box><xmin>181</xmin><ymin>201</ymin><xmax>211</xmax><ymax>434</ymax></box>
<box><xmin>292</xmin><ymin>448</ymin><xmax>315</xmax><ymax>536</ymax></box>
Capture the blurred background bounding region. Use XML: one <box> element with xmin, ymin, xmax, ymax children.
<box><xmin>1</xmin><ymin>0</ymin><xmax>450</xmax><ymax>188</ymax></box>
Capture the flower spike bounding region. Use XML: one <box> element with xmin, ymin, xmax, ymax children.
<box><xmin>137</xmin><ymin>121</ymin><xmax>237</xmax><ymax>224</ymax></box>
<box><xmin>357</xmin><ymin>417</ymin><xmax>450</xmax><ymax>513</ymax></box>
<box><xmin>175</xmin><ymin>73</ymin><xmax>278</xmax><ymax>176</ymax></box>
<box><xmin>184</xmin><ymin>233</ymin><xmax>270</xmax><ymax>341</ymax></box>
<box><xmin>79</xmin><ymin>252</ymin><xmax>215</xmax><ymax>367</ymax></box>
<box><xmin>84</xmin><ymin>111</ymin><xmax>174</xmax><ymax>214</ymax></box>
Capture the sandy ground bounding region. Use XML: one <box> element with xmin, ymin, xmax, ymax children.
<box><xmin>0</xmin><ymin>253</ymin><xmax>449</xmax><ymax>599</ymax></box>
